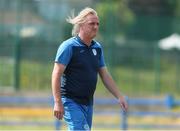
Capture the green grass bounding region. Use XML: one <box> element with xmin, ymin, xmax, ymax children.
<box><xmin>0</xmin><ymin>56</ymin><xmax>179</xmax><ymax>96</ymax></box>
<box><xmin>0</xmin><ymin>57</ymin><xmax>14</xmax><ymax>87</ymax></box>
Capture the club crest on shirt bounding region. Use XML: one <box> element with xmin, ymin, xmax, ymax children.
<box><xmin>92</xmin><ymin>49</ymin><xmax>97</xmax><ymax>56</ymax></box>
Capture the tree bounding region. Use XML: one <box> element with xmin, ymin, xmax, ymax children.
<box><xmin>95</xmin><ymin>0</ymin><xmax>135</xmax><ymax>44</ymax></box>
<box><xmin>127</xmin><ymin>0</ymin><xmax>177</xmax><ymax>41</ymax></box>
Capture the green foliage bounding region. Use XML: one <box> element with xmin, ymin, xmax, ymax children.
<box><xmin>95</xmin><ymin>0</ymin><xmax>135</xmax><ymax>42</ymax></box>
<box><xmin>19</xmin><ymin>60</ymin><xmax>53</xmax><ymax>91</ymax></box>
<box><xmin>0</xmin><ymin>58</ymin><xmax>14</xmax><ymax>87</ymax></box>
<box><xmin>126</xmin><ymin>0</ymin><xmax>180</xmax><ymax>41</ymax></box>
<box><xmin>0</xmin><ymin>54</ymin><xmax>179</xmax><ymax>96</ymax></box>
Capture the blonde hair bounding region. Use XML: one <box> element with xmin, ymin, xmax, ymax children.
<box><xmin>66</xmin><ymin>7</ymin><xmax>97</xmax><ymax>36</ymax></box>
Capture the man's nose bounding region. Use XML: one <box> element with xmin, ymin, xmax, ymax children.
<box><xmin>94</xmin><ymin>24</ymin><xmax>99</xmax><ymax>29</ymax></box>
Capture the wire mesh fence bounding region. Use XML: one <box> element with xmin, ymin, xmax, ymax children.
<box><xmin>0</xmin><ymin>0</ymin><xmax>180</xmax><ymax>96</ymax></box>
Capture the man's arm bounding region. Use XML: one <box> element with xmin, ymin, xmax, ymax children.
<box><xmin>51</xmin><ymin>63</ymin><xmax>66</xmax><ymax>120</ymax></box>
<box><xmin>99</xmin><ymin>67</ymin><xmax>128</xmax><ymax>111</ymax></box>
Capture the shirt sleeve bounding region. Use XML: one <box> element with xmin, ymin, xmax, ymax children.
<box><xmin>55</xmin><ymin>42</ymin><xmax>72</xmax><ymax>66</ymax></box>
<box><xmin>99</xmin><ymin>47</ymin><xmax>106</xmax><ymax>68</ymax></box>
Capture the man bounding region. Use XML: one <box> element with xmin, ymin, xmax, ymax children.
<box><xmin>51</xmin><ymin>7</ymin><xmax>128</xmax><ymax>130</ymax></box>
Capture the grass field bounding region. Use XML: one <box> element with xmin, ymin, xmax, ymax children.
<box><xmin>0</xmin><ymin>57</ymin><xmax>179</xmax><ymax>97</ymax></box>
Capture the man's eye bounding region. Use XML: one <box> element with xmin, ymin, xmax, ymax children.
<box><xmin>89</xmin><ymin>23</ymin><xmax>99</xmax><ymax>26</ymax></box>
<box><xmin>89</xmin><ymin>23</ymin><xmax>94</xmax><ymax>25</ymax></box>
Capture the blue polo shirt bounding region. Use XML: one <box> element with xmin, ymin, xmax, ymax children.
<box><xmin>55</xmin><ymin>36</ymin><xmax>105</xmax><ymax>105</ymax></box>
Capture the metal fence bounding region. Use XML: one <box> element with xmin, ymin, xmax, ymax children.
<box><xmin>0</xmin><ymin>0</ymin><xmax>180</xmax><ymax>96</ymax></box>
<box><xmin>0</xmin><ymin>43</ymin><xmax>179</xmax><ymax>95</ymax></box>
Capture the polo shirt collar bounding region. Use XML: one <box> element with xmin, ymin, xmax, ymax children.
<box><xmin>76</xmin><ymin>35</ymin><xmax>95</xmax><ymax>47</ymax></box>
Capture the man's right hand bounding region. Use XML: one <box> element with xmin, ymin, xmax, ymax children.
<box><xmin>53</xmin><ymin>102</ymin><xmax>64</xmax><ymax>120</ymax></box>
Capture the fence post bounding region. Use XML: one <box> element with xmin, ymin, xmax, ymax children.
<box><xmin>121</xmin><ymin>110</ymin><xmax>128</xmax><ymax>130</ymax></box>
<box><xmin>121</xmin><ymin>96</ymin><xmax>128</xmax><ymax>130</ymax></box>
<box><xmin>55</xmin><ymin>119</ymin><xmax>61</xmax><ymax>131</ymax></box>
<box><xmin>13</xmin><ymin>0</ymin><xmax>22</xmax><ymax>91</ymax></box>
<box><xmin>165</xmin><ymin>94</ymin><xmax>174</xmax><ymax>109</ymax></box>
<box><xmin>14</xmin><ymin>38</ymin><xmax>20</xmax><ymax>91</ymax></box>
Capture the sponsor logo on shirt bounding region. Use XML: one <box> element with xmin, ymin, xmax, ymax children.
<box><xmin>80</xmin><ymin>50</ymin><xmax>85</xmax><ymax>53</ymax></box>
